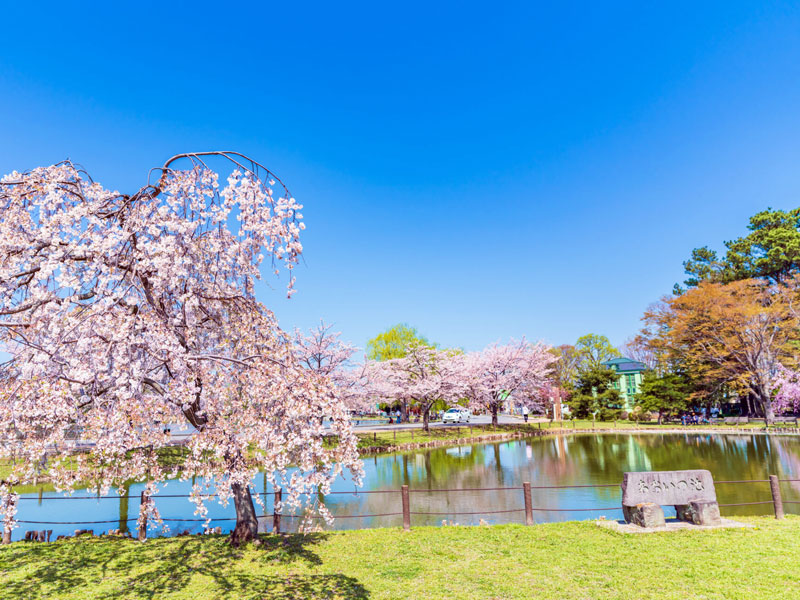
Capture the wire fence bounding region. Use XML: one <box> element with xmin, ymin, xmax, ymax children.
<box><xmin>7</xmin><ymin>475</ymin><xmax>796</xmax><ymax>540</ymax></box>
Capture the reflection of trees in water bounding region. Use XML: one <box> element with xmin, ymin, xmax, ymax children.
<box><xmin>537</xmin><ymin>433</ymin><xmax>800</xmax><ymax>478</ymax></box>
<box><xmin>528</xmin><ymin>433</ymin><xmax>800</xmax><ymax>512</ymax></box>
<box><xmin>320</xmin><ymin>445</ymin><xmax>527</xmax><ymax>527</ymax></box>
<box><xmin>314</xmin><ymin>433</ymin><xmax>800</xmax><ymax>529</ymax></box>
<box><xmin>27</xmin><ymin>433</ymin><xmax>800</xmax><ymax>535</ymax></box>
<box><xmin>771</xmin><ymin>438</ymin><xmax>800</xmax><ymax>500</ymax></box>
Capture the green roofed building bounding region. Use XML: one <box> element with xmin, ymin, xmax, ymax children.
<box><xmin>601</xmin><ymin>357</ymin><xmax>647</xmax><ymax>411</ymax></box>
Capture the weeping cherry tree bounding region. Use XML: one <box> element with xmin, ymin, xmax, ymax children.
<box><xmin>0</xmin><ymin>152</ymin><xmax>363</xmax><ymax>545</ymax></box>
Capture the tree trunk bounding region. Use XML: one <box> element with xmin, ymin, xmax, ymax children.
<box><xmin>657</xmin><ymin>410</ymin><xmax>663</xmax><ymax>425</ymax></box>
<box><xmin>422</xmin><ymin>406</ymin><xmax>430</xmax><ymax>432</ymax></box>
<box><xmin>401</xmin><ymin>401</ymin><xmax>409</xmax><ymax>423</ymax></box>
<box><xmin>743</xmin><ymin>394</ymin><xmax>753</xmax><ymax>417</ymax></box>
<box><xmin>764</xmin><ymin>402</ymin><xmax>775</xmax><ymax>426</ymax></box>
<box><xmin>491</xmin><ymin>403</ymin><xmax>499</xmax><ymax>427</ymax></box>
<box><xmin>228</xmin><ymin>482</ymin><xmax>259</xmax><ymax>546</ymax></box>
<box><xmin>754</xmin><ymin>384</ymin><xmax>774</xmax><ymax>425</ymax></box>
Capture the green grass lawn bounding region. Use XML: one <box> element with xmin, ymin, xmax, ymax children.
<box><xmin>552</xmin><ymin>418</ymin><xmax>788</xmax><ymax>431</ymax></box>
<box><xmin>351</xmin><ymin>423</ymin><xmax>519</xmax><ymax>450</ymax></box>
<box><xmin>1</xmin><ymin>516</ymin><xmax>798</xmax><ymax>599</ymax></box>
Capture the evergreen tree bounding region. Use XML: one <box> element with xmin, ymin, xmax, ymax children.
<box><xmin>677</xmin><ymin>207</ymin><xmax>800</xmax><ymax>292</ymax></box>
<box><xmin>635</xmin><ymin>371</ymin><xmax>690</xmax><ymax>424</ymax></box>
<box><xmin>566</xmin><ymin>365</ymin><xmax>622</xmax><ymax>421</ymax></box>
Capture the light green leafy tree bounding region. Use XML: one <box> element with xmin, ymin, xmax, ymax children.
<box><xmin>575</xmin><ymin>334</ymin><xmax>620</xmax><ymax>371</ymax></box>
<box><xmin>550</xmin><ymin>344</ymin><xmax>581</xmax><ymax>391</ymax></box>
<box><xmin>366</xmin><ymin>323</ymin><xmax>435</xmax><ymax>361</ymax></box>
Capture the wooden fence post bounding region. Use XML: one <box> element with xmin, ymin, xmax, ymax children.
<box><xmin>523</xmin><ymin>481</ymin><xmax>533</xmax><ymax>526</ymax></box>
<box><xmin>769</xmin><ymin>474</ymin><xmax>784</xmax><ymax>519</ymax></box>
<box><xmin>401</xmin><ymin>485</ymin><xmax>410</xmax><ymax>531</ymax></box>
<box><xmin>273</xmin><ymin>489</ymin><xmax>282</xmax><ymax>534</ymax></box>
<box><xmin>137</xmin><ymin>491</ymin><xmax>148</xmax><ymax>541</ymax></box>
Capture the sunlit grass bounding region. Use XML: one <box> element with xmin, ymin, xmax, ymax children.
<box><xmin>0</xmin><ymin>516</ymin><xmax>797</xmax><ymax>599</ymax></box>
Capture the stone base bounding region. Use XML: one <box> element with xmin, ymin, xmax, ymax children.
<box><xmin>675</xmin><ymin>501</ymin><xmax>722</xmax><ymax>526</ymax></box>
<box><xmin>622</xmin><ymin>502</ymin><xmax>666</xmax><ymax>528</ymax></box>
<box><xmin>598</xmin><ymin>517</ymin><xmax>752</xmax><ymax>534</ymax></box>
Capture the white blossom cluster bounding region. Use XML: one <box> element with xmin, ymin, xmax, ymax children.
<box><xmin>0</xmin><ymin>157</ymin><xmax>363</xmax><ymax>535</ymax></box>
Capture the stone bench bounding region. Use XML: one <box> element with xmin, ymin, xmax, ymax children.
<box><xmin>724</xmin><ymin>417</ymin><xmax>749</xmax><ymax>425</ymax></box>
<box><xmin>621</xmin><ymin>470</ymin><xmax>722</xmax><ymax>528</ymax></box>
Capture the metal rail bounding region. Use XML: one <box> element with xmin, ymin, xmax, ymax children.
<box><xmin>9</xmin><ymin>477</ymin><xmax>794</xmax><ymax>529</ymax></box>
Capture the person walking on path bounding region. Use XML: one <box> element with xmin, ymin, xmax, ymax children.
<box><xmin>522</xmin><ymin>406</ymin><xmax>529</xmax><ymax>423</ymax></box>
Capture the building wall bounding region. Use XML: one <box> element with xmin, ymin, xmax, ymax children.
<box><xmin>611</xmin><ymin>371</ymin><xmax>643</xmax><ymax>411</ymax></box>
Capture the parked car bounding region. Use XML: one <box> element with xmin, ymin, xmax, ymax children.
<box><xmin>442</xmin><ymin>408</ymin><xmax>471</xmax><ymax>423</ymax></box>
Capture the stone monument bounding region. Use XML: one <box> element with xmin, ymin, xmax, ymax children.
<box><xmin>621</xmin><ymin>469</ymin><xmax>722</xmax><ymax>528</ymax></box>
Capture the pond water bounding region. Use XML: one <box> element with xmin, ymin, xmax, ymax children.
<box><xmin>12</xmin><ymin>432</ymin><xmax>800</xmax><ymax>540</ymax></box>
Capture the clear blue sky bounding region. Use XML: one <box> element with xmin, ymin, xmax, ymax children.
<box><xmin>2</xmin><ymin>2</ymin><xmax>799</xmax><ymax>352</ymax></box>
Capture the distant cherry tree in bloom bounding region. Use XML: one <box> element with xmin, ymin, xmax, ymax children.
<box><xmin>0</xmin><ymin>152</ymin><xmax>363</xmax><ymax>545</ymax></box>
<box><xmin>369</xmin><ymin>346</ymin><xmax>465</xmax><ymax>431</ymax></box>
<box><xmin>334</xmin><ymin>363</ymin><xmax>377</xmax><ymax>414</ymax></box>
<box><xmin>294</xmin><ymin>320</ymin><xmax>357</xmax><ymax>377</ymax></box>
<box><xmin>462</xmin><ymin>339</ymin><xmax>557</xmax><ymax>426</ymax></box>
<box><xmin>293</xmin><ymin>320</ymin><xmax>373</xmax><ymax>412</ymax></box>
<box><xmin>772</xmin><ymin>365</ymin><xmax>800</xmax><ymax>415</ymax></box>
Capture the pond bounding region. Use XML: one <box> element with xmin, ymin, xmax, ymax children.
<box><xmin>11</xmin><ymin>432</ymin><xmax>800</xmax><ymax>540</ymax></box>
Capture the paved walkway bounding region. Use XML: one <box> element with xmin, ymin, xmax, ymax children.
<box><xmin>351</xmin><ymin>413</ymin><xmax>536</xmax><ymax>432</ymax></box>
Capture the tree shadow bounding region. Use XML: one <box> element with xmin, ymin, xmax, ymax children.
<box><xmin>257</xmin><ymin>532</ymin><xmax>326</xmax><ymax>565</ymax></box>
<box><xmin>0</xmin><ymin>533</ymin><xmax>370</xmax><ymax>599</ymax></box>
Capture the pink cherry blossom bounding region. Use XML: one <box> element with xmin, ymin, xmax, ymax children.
<box><xmin>294</xmin><ymin>320</ymin><xmax>357</xmax><ymax>377</ymax></box>
<box><xmin>0</xmin><ymin>153</ymin><xmax>363</xmax><ymax>545</ymax></box>
<box><xmin>368</xmin><ymin>346</ymin><xmax>466</xmax><ymax>431</ymax></box>
<box><xmin>293</xmin><ymin>321</ymin><xmax>373</xmax><ymax>413</ymax></box>
<box><xmin>460</xmin><ymin>339</ymin><xmax>557</xmax><ymax>426</ymax></box>
<box><xmin>773</xmin><ymin>364</ymin><xmax>800</xmax><ymax>414</ymax></box>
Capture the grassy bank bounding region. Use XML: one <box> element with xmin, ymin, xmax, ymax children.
<box><xmin>351</xmin><ymin>423</ymin><xmax>524</xmax><ymax>450</ymax></box>
<box><xmin>1</xmin><ymin>516</ymin><xmax>798</xmax><ymax>599</ymax></box>
<box><xmin>544</xmin><ymin>418</ymin><xmax>794</xmax><ymax>431</ymax></box>
<box><xmin>348</xmin><ymin>418</ymin><xmax>798</xmax><ymax>455</ymax></box>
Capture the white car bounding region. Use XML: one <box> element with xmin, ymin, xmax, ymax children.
<box><xmin>442</xmin><ymin>408</ymin><xmax>471</xmax><ymax>423</ymax></box>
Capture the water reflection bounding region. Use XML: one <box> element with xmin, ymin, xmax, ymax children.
<box><xmin>13</xmin><ymin>433</ymin><xmax>800</xmax><ymax>540</ymax></box>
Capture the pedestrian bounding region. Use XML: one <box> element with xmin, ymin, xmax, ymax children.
<box><xmin>522</xmin><ymin>405</ymin><xmax>529</xmax><ymax>423</ymax></box>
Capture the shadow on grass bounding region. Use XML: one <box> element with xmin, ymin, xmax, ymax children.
<box><xmin>0</xmin><ymin>533</ymin><xmax>370</xmax><ymax>599</ymax></box>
